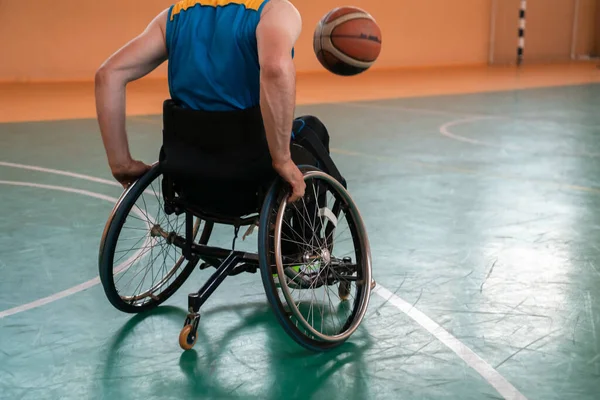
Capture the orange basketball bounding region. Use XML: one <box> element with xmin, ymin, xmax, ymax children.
<box><xmin>313</xmin><ymin>6</ymin><xmax>382</xmax><ymax>76</ymax></box>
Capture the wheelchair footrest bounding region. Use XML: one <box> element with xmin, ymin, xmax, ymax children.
<box><xmin>199</xmin><ymin>261</ymin><xmax>258</xmax><ymax>276</ymax></box>
<box><xmin>229</xmin><ymin>263</ymin><xmax>258</xmax><ymax>276</ymax></box>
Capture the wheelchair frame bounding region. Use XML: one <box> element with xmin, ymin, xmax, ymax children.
<box><xmin>98</xmin><ymin>110</ymin><xmax>373</xmax><ymax>352</ymax></box>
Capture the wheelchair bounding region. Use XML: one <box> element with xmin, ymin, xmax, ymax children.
<box><xmin>98</xmin><ymin>100</ymin><xmax>374</xmax><ymax>352</ymax></box>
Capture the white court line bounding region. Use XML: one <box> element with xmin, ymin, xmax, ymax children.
<box><xmin>0</xmin><ymin>162</ymin><xmax>527</xmax><ymax>399</ymax></box>
<box><xmin>0</xmin><ymin>161</ymin><xmax>121</xmax><ymax>187</ymax></box>
<box><xmin>0</xmin><ymin>180</ymin><xmax>150</xmax><ymax>319</ymax></box>
<box><xmin>0</xmin><ymin>278</ymin><xmax>101</xmax><ymax>319</ymax></box>
<box><xmin>0</xmin><ymin>160</ymin><xmax>157</xmax><ymax>195</ymax></box>
<box><xmin>337</xmin><ymin>101</ymin><xmax>486</xmax><ymax>118</ymax></box>
<box><xmin>373</xmin><ymin>286</ymin><xmax>528</xmax><ymax>400</ymax></box>
<box><xmin>340</xmin><ymin>101</ymin><xmax>600</xmax><ymax>131</ymax></box>
<box><xmin>439</xmin><ymin>116</ymin><xmax>523</xmax><ymax>151</ymax></box>
<box><xmin>439</xmin><ymin>116</ymin><xmax>600</xmax><ymax>157</ymax></box>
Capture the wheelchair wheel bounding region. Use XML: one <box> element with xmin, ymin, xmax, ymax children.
<box><xmin>258</xmin><ymin>167</ymin><xmax>372</xmax><ymax>351</ymax></box>
<box><xmin>99</xmin><ymin>163</ymin><xmax>213</xmax><ymax>313</ymax></box>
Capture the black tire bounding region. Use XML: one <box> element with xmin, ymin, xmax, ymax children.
<box><xmin>258</xmin><ymin>166</ymin><xmax>372</xmax><ymax>351</ymax></box>
<box><xmin>99</xmin><ymin>163</ymin><xmax>213</xmax><ymax>313</ymax></box>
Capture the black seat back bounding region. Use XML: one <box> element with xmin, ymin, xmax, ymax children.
<box><xmin>160</xmin><ymin>100</ymin><xmax>276</xmax><ymax>218</ymax></box>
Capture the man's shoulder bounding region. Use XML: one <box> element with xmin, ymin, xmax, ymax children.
<box><xmin>259</xmin><ymin>0</ymin><xmax>300</xmax><ymax>20</ymax></box>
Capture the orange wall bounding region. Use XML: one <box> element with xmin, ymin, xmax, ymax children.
<box><xmin>596</xmin><ymin>0</ymin><xmax>600</xmax><ymax>55</ymax></box>
<box><xmin>489</xmin><ymin>0</ymin><xmax>521</xmax><ymax>64</ymax></box>
<box><xmin>574</xmin><ymin>0</ymin><xmax>597</xmax><ymax>57</ymax></box>
<box><xmin>2</xmin><ymin>0</ymin><xmax>598</xmax><ymax>81</ymax></box>
<box><xmin>491</xmin><ymin>0</ymin><xmax>598</xmax><ymax>65</ymax></box>
<box><xmin>525</xmin><ymin>0</ymin><xmax>576</xmax><ymax>62</ymax></box>
<box><xmin>0</xmin><ymin>0</ymin><xmax>171</xmax><ymax>82</ymax></box>
<box><xmin>0</xmin><ymin>0</ymin><xmax>493</xmax><ymax>82</ymax></box>
<box><xmin>294</xmin><ymin>0</ymin><xmax>493</xmax><ymax>72</ymax></box>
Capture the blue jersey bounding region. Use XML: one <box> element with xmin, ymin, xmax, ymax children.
<box><xmin>166</xmin><ymin>0</ymin><xmax>271</xmax><ymax>111</ymax></box>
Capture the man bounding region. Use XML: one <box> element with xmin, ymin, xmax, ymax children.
<box><xmin>95</xmin><ymin>0</ymin><xmax>306</xmax><ymax>202</ymax></box>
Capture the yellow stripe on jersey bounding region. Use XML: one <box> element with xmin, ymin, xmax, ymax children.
<box><xmin>170</xmin><ymin>0</ymin><xmax>265</xmax><ymax>20</ymax></box>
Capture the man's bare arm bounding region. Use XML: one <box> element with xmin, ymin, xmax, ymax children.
<box><xmin>256</xmin><ymin>0</ymin><xmax>305</xmax><ymax>201</ymax></box>
<box><xmin>95</xmin><ymin>8</ymin><xmax>169</xmax><ymax>185</ymax></box>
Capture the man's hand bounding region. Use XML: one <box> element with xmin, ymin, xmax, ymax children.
<box><xmin>273</xmin><ymin>159</ymin><xmax>306</xmax><ymax>203</ymax></box>
<box><xmin>111</xmin><ymin>159</ymin><xmax>151</xmax><ymax>189</ymax></box>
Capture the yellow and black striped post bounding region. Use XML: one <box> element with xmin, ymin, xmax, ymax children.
<box><xmin>517</xmin><ymin>0</ymin><xmax>526</xmax><ymax>65</ymax></box>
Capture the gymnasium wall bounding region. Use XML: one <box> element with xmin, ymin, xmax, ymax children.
<box><xmin>491</xmin><ymin>0</ymin><xmax>599</xmax><ymax>65</ymax></box>
<box><xmin>0</xmin><ymin>0</ymin><xmax>597</xmax><ymax>82</ymax></box>
<box><xmin>489</xmin><ymin>0</ymin><xmax>521</xmax><ymax>64</ymax></box>
<box><xmin>294</xmin><ymin>0</ymin><xmax>493</xmax><ymax>72</ymax></box>
<box><xmin>0</xmin><ymin>0</ymin><xmax>171</xmax><ymax>82</ymax></box>
<box><xmin>526</xmin><ymin>0</ymin><xmax>577</xmax><ymax>62</ymax></box>
<box><xmin>596</xmin><ymin>1</ymin><xmax>600</xmax><ymax>55</ymax></box>
<box><xmin>0</xmin><ymin>0</ymin><xmax>492</xmax><ymax>82</ymax></box>
<box><xmin>574</xmin><ymin>0</ymin><xmax>598</xmax><ymax>57</ymax></box>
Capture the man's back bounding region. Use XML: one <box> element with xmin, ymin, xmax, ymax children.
<box><xmin>166</xmin><ymin>0</ymin><xmax>271</xmax><ymax>111</ymax></box>
<box><xmin>95</xmin><ymin>0</ymin><xmax>306</xmax><ymax>200</ymax></box>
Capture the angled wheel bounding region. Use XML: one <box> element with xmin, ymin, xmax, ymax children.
<box><xmin>258</xmin><ymin>167</ymin><xmax>372</xmax><ymax>351</ymax></box>
<box><xmin>99</xmin><ymin>163</ymin><xmax>213</xmax><ymax>313</ymax></box>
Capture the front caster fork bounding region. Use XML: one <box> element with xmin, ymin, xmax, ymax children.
<box><xmin>179</xmin><ymin>292</ymin><xmax>203</xmax><ymax>350</ymax></box>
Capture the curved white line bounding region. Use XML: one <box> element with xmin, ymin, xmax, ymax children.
<box><xmin>0</xmin><ymin>160</ymin><xmax>157</xmax><ymax>196</ymax></box>
<box><xmin>439</xmin><ymin>116</ymin><xmax>523</xmax><ymax>151</ymax></box>
<box><xmin>439</xmin><ymin>117</ymin><xmax>600</xmax><ymax>157</ymax></box>
<box><xmin>0</xmin><ymin>180</ymin><xmax>119</xmax><ymax>202</ymax></box>
<box><xmin>339</xmin><ymin>101</ymin><xmax>487</xmax><ymax>118</ymax></box>
<box><xmin>373</xmin><ymin>286</ymin><xmax>528</xmax><ymax>400</ymax></box>
<box><xmin>0</xmin><ymin>161</ymin><xmax>121</xmax><ymax>187</ymax></box>
<box><xmin>0</xmin><ymin>181</ymin><xmax>150</xmax><ymax>319</ymax></box>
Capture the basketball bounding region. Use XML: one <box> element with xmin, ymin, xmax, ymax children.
<box><xmin>313</xmin><ymin>6</ymin><xmax>382</xmax><ymax>76</ymax></box>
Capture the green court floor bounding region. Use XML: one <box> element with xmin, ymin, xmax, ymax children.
<box><xmin>2</xmin><ymin>84</ymin><xmax>600</xmax><ymax>399</ymax></box>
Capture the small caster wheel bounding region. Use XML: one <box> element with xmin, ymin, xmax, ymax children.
<box><xmin>179</xmin><ymin>324</ymin><xmax>197</xmax><ymax>350</ymax></box>
<box><xmin>371</xmin><ymin>280</ymin><xmax>376</xmax><ymax>289</ymax></box>
<box><xmin>339</xmin><ymin>281</ymin><xmax>351</xmax><ymax>301</ymax></box>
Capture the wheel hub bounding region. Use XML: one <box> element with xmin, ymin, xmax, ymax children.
<box><xmin>150</xmin><ymin>224</ymin><xmax>163</xmax><ymax>237</ymax></box>
<box><xmin>320</xmin><ymin>248</ymin><xmax>331</xmax><ymax>264</ymax></box>
<box><xmin>302</xmin><ymin>248</ymin><xmax>332</xmax><ymax>265</ymax></box>
<box><xmin>150</xmin><ymin>224</ymin><xmax>178</xmax><ymax>246</ymax></box>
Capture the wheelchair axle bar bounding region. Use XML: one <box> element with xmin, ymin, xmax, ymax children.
<box><xmin>171</xmin><ymin>233</ymin><xmax>259</xmax><ymax>263</ymax></box>
<box><xmin>192</xmin><ymin>243</ymin><xmax>259</xmax><ymax>262</ymax></box>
